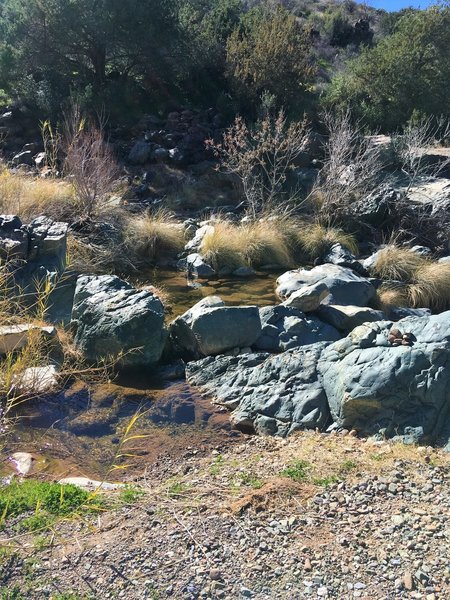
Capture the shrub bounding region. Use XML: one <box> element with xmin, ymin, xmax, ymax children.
<box><xmin>325</xmin><ymin>6</ymin><xmax>450</xmax><ymax>129</ymax></box>
<box><xmin>208</xmin><ymin>110</ymin><xmax>309</xmax><ymax>217</ymax></box>
<box><xmin>63</xmin><ymin>106</ymin><xmax>119</xmax><ymax>218</ymax></box>
<box><xmin>225</xmin><ymin>5</ymin><xmax>315</xmax><ymax>116</ymax></box>
<box><xmin>124</xmin><ymin>210</ymin><xmax>185</xmax><ymax>266</ymax></box>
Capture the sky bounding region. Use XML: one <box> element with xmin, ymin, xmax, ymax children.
<box><xmin>366</xmin><ymin>0</ymin><xmax>437</xmax><ymax>10</ymax></box>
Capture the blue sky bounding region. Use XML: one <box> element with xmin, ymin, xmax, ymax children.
<box><xmin>366</xmin><ymin>0</ymin><xmax>436</xmax><ymax>9</ymax></box>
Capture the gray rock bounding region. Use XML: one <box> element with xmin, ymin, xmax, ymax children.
<box><xmin>27</xmin><ymin>216</ymin><xmax>68</xmax><ymax>268</ymax></box>
<box><xmin>410</xmin><ymin>245</ymin><xmax>433</xmax><ymax>257</ymax></box>
<box><xmin>12</xmin><ymin>150</ymin><xmax>33</xmax><ymax>166</ymax></box>
<box><xmin>184</xmin><ymin>253</ymin><xmax>215</xmax><ymax>278</ymax></box>
<box><xmin>282</xmin><ymin>281</ymin><xmax>329</xmax><ymax>312</ymax></box>
<box><xmin>186</xmin><ymin>343</ymin><xmax>331</xmax><ymax>436</ymax></box>
<box><xmin>71</xmin><ymin>275</ymin><xmax>167</xmax><ymax>367</ymax></box>
<box><xmin>318</xmin><ymin>312</ymin><xmax>450</xmax><ymax>443</ymax></box>
<box><xmin>169</xmin><ymin>297</ymin><xmax>261</xmax><ymax>359</ymax></box>
<box><xmin>0</xmin><ymin>324</ymin><xmax>56</xmax><ymax>355</ymax></box>
<box><xmin>439</xmin><ymin>256</ymin><xmax>450</xmax><ymax>264</ymax></box>
<box><xmin>34</xmin><ymin>152</ymin><xmax>46</xmax><ymax>168</ymax></box>
<box><xmin>0</xmin><ymin>214</ymin><xmax>28</xmax><ymax>259</ymax></box>
<box><xmin>254</xmin><ymin>305</ymin><xmax>340</xmax><ymax>352</ymax></box>
<box><xmin>128</xmin><ymin>141</ymin><xmax>152</xmax><ymax>165</ymax></box>
<box><xmin>184</xmin><ymin>224</ymin><xmax>214</xmax><ymax>253</ymax></box>
<box><xmin>233</xmin><ymin>266</ymin><xmax>256</xmax><ymax>277</ymax></box>
<box><xmin>322</xmin><ymin>243</ymin><xmax>368</xmax><ymax>276</ymax></box>
<box><xmin>153</xmin><ymin>147</ymin><xmax>169</xmax><ymax>162</ymax></box>
<box><xmin>317</xmin><ymin>304</ymin><xmax>385</xmax><ymax>332</ymax></box>
<box><xmin>388</xmin><ymin>307</ymin><xmax>431</xmax><ymax>321</ymax></box>
<box><xmin>276</xmin><ymin>264</ymin><xmax>375</xmax><ymax>307</ymax></box>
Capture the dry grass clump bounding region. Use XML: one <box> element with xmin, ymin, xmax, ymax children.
<box><xmin>200</xmin><ymin>221</ymin><xmax>246</xmax><ymax>271</ymax></box>
<box><xmin>409</xmin><ymin>262</ymin><xmax>450</xmax><ymax>312</ymax></box>
<box><xmin>125</xmin><ymin>210</ymin><xmax>185</xmax><ymax>266</ymax></box>
<box><xmin>0</xmin><ymin>168</ymin><xmax>75</xmax><ymax>221</ymax></box>
<box><xmin>376</xmin><ymin>284</ymin><xmax>410</xmax><ymax>312</ymax></box>
<box><xmin>291</xmin><ymin>222</ymin><xmax>358</xmax><ymax>261</ymax></box>
<box><xmin>242</xmin><ymin>220</ymin><xmax>293</xmax><ymax>268</ymax></box>
<box><xmin>376</xmin><ymin>262</ymin><xmax>450</xmax><ymax>312</ymax></box>
<box><xmin>369</xmin><ymin>245</ymin><xmax>427</xmax><ymax>281</ymax></box>
<box><xmin>200</xmin><ymin>219</ymin><xmax>294</xmax><ymax>271</ymax></box>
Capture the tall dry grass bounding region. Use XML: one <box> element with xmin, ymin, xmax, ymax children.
<box><xmin>198</xmin><ymin>218</ymin><xmax>357</xmax><ymax>271</ymax></box>
<box><xmin>0</xmin><ymin>168</ymin><xmax>75</xmax><ymax>221</ymax></box>
<box><xmin>124</xmin><ymin>210</ymin><xmax>185</xmax><ymax>266</ymax></box>
<box><xmin>369</xmin><ymin>245</ymin><xmax>427</xmax><ymax>282</ymax></box>
<box><xmin>292</xmin><ymin>223</ymin><xmax>358</xmax><ymax>261</ymax></box>
<box><xmin>375</xmin><ymin>256</ymin><xmax>450</xmax><ymax>312</ymax></box>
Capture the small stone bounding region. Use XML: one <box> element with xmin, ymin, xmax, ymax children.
<box><xmin>304</xmin><ymin>558</ymin><xmax>312</xmax><ymax>571</ymax></box>
<box><xmin>404</xmin><ymin>572</ymin><xmax>414</xmax><ymax>591</ymax></box>
<box><xmin>209</xmin><ymin>569</ymin><xmax>221</xmax><ymax>581</ymax></box>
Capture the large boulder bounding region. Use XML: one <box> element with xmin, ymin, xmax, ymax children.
<box><xmin>276</xmin><ymin>264</ymin><xmax>375</xmax><ymax>307</ymax></box>
<box><xmin>186</xmin><ymin>343</ymin><xmax>331</xmax><ymax>437</ymax></box>
<box><xmin>169</xmin><ymin>296</ymin><xmax>261</xmax><ymax>359</ymax></box>
<box><xmin>254</xmin><ymin>305</ymin><xmax>340</xmax><ymax>352</ymax></box>
<box><xmin>281</xmin><ymin>281</ymin><xmax>329</xmax><ymax>312</ymax></box>
<box><xmin>71</xmin><ymin>275</ymin><xmax>167</xmax><ymax>367</ymax></box>
<box><xmin>317</xmin><ymin>304</ymin><xmax>384</xmax><ymax>332</ymax></box>
<box><xmin>318</xmin><ymin>313</ymin><xmax>450</xmax><ymax>444</ymax></box>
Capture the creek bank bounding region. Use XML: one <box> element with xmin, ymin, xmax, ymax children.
<box><xmin>2</xmin><ymin>432</ymin><xmax>449</xmax><ymax>599</ymax></box>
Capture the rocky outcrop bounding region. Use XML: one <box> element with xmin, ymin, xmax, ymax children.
<box><xmin>187</xmin><ymin>310</ymin><xmax>450</xmax><ymax>446</ymax></box>
<box><xmin>254</xmin><ymin>305</ymin><xmax>340</xmax><ymax>352</ymax></box>
<box><xmin>281</xmin><ymin>281</ymin><xmax>329</xmax><ymax>312</ymax></box>
<box><xmin>276</xmin><ymin>264</ymin><xmax>376</xmax><ymax>307</ymax></box>
<box><xmin>186</xmin><ymin>343</ymin><xmax>331</xmax><ymax>437</ymax></box>
<box><xmin>71</xmin><ymin>275</ymin><xmax>167</xmax><ymax>367</ymax></box>
<box><xmin>318</xmin><ymin>313</ymin><xmax>450</xmax><ymax>444</ymax></box>
<box><xmin>169</xmin><ymin>296</ymin><xmax>261</xmax><ymax>359</ymax></box>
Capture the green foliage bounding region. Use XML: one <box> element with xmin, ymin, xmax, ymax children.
<box><xmin>325</xmin><ymin>6</ymin><xmax>450</xmax><ymax>130</ymax></box>
<box><xmin>280</xmin><ymin>459</ymin><xmax>311</xmax><ymax>482</ymax></box>
<box><xmin>238</xmin><ymin>472</ymin><xmax>263</xmax><ymax>489</ymax></box>
<box><xmin>0</xmin><ymin>480</ymin><xmax>96</xmax><ymax>523</ymax></box>
<box><xmin>225</xmin><ymin>5</ymin><xmax>315</xmax><ymax>116</ymax></box>
<box><xmin>0</xmin><ymin>0</ymin><xmax>188</xmax><ymax>116</ymax></box>
<box><xmin>0</xmin><ymin>588</ymin><xmax>27</xmax><ymax>600</ymax></box>
<box><xmin>312</xmin><ymin>475</ymin><xmax>338</xmax><ymax>488</ymax></box>
<box><xmin>119</xmin><ymin>485</ymin><xmax>145</xmax><ymax>505</ymax></box>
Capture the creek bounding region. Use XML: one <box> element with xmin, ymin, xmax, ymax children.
<box><xmin>2</xmin><ymin>270</ymin><xmax>280</xmax><ymax>481</ymax></box>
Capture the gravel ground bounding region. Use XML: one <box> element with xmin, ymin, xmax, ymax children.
<box><xmin>1</xmin><ymin>432</ymin><xmax>449</xmax><ymax>599</ymax></box>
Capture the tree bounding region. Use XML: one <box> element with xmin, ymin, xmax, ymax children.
<box><xmin>0</xmin><ymin>0</ymin><xmax>187</xmax><ymax>115</ymax></box>
<box><xmin>225</xmin><ymin>5</ymin><xmax>315</xmax><ymax>117</ymax></box>
<box><xmin>325</xmin><ymin>6</ymin><xmax>450</xmax><ymax>130</ymax></box>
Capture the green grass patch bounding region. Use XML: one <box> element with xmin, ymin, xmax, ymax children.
<box><xmin>118</xmin><ymin>485</ymin><xmax>145</xmax><ymax>504</ymax></box>
<box><xmin>0</xmin><ymin>479</ymin><xmax>102</xmax><ymax>528</ymax></box>
<box><xmin>237</xmin><ymin>472</ymin><xmax>263</xmax><ymax>489</ymax></box>
<box><xmin>312</xmin><ymin>475</ymin><xmax>339</xmax><ymax>488</ymax></box>
<box><xmin>280</xmin><ymin>459</ymin><xmax>310</xmax><ymax>482</ymax></box>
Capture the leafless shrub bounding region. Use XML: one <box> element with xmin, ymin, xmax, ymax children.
<box><xmin>311</xmin><ymin>110</ymin><xmax>384</xmax><ymax>221</ymax></box>
<box><xmin>392</xmin><ymin>115</ymin><xmax>450</xmax><ymax>194</ymax></box>
<box><xmin>207</xmin><ymin>110</ymin><xmax>310</xmax><ymax>219</ymax></box>
<box><xmin>63</xmin><ymin>106</ymin><xmax>119</xmax><ymax>219</ymax></box>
